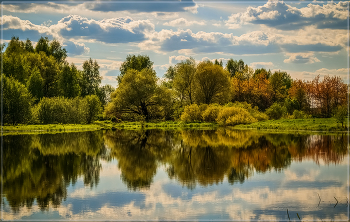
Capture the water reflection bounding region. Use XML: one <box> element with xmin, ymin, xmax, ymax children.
<box><xmin>2</xmin><ymin>129</ymin><xmax>348</xmax><ymax>220</ymax></box>
<box><xmin>2</xmin><ymin>131</ymin><xmax>106</xmax><ymax>212</ymax></box>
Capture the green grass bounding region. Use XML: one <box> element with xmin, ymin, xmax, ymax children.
<box><xmin>2</xmin><ymin>121</ymin><xmax>218</xmax><ymax>135</ymax></box>
<box><xmin>234</xmin><ymin>118</ymin><xmax>349</xmax><ymax>132</ymax></box>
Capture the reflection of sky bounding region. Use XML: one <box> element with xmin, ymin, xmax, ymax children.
<box><xmin>3</xmin><ymin>154</ymin><xmax>348</xmax><ymax>221</ymax></box>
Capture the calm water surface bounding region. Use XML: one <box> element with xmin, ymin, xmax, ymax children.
<box><xmin>1</xmin><ymin>129</ymin><xmax>349</xmax><ymax>221</ymax></box>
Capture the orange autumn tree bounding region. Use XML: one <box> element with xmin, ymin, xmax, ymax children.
<box><xmin>308</xmin><ymin>75</ymin><xmax>347</xmax><ymax>117</ymax></box>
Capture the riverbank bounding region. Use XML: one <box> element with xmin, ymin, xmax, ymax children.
<box><xmin>2</xmin><ymin>118</ymin><xmax>348</xmax><ymax>136</ymax></box>
<box><xmin>234</xmin><ymin>118</ymin><xmax>349</xmax><ymax>132</ymax></box>
<box><xmin>2</xmin><ymin>121</ymin><xmax>218</xmax><ymax>135</ymax></box>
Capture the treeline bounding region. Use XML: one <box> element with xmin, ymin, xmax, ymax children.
<box><xmin>2</xmin><ymin>37</ymin><xmax>114</xmax><ymax>124</ymax></box>
<box><xmin>2</xmin><ymin>36</ymin><xmax>348</xmax><ymax>125</ymax></box>
<box><xmin>105</xmin><ymin>55</ymin><xmax>348</xmax><ymax>124</ymax></box>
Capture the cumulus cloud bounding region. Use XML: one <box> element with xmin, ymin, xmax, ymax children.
<box><xmin>169</xmin><ymin>55</ymin><xmax>191</xmax><ymax>64</ymax></box>
<box><xmin>2</xmin><ymin>15</ymin><xmax>53</xmax><ymax>40</ymax></box>
<box><xmin>64</xmin><ymin>41</ymin><xmax>90</xmax><ymax>56</ymax></box>
<box><xmin>163</xmin><ymin>18</ymin><xmax>205</xmax><ymax>27</ymax></box>
<box><xmin>225</xmin><ymin>1</ymin><xmax>348</xmax><ymax>30</ymax></box>
<box><xmin>139</xmin><ymin>29</ymin><xmax>281</xmax><ymax>55</ymax></box>
<box><xmin>250</xmin><ymin>62</ymin><xmax>274</xmax><ymax>69</ymax></box>
<box><xmin>84</xmin><ymin>0</ymin><xmax>196</xmax><ymax>13</ymax></box>
<box><xmin>283</xmin><ymin>53</ymin><xmax>320</xmax><ymax>64</ymax></box>
<box><xmin>50</xmin><ymin>15</ymin><xmax>154</xmax><ymax>44</ymax></box>
<box><xmin>3</xmin><ymin>1</ymin><xmax>197</xmax><ymax>14</ymax></box>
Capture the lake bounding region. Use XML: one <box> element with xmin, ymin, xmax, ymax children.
<box><xmin>2</xmin><ymin>129</ymin><xmax>349</xmax><ymax>221</ymax></box>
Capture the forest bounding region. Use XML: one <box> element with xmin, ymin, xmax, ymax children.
<box><xmin>2</xmin><ymin>36</ymin><xmax>349</xmax><ymax>126</ymax></box>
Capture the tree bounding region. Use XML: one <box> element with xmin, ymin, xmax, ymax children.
<box><xmin>81</xmin><ymin>58</ymin><xmax>101</xmax><ymax>97</ymax></box>
<box><xmin>269</xmin><ymin>71</ymin><xmax>292</xmax><ymax>103</ymax></box>
<box><xmin>118</xmin><ymin>54</ymin><xmax>154</xmax><ymax>83</ymax></box>
<box><xmin>109</xmin><ymin>68</ymin><xmax>166</xmax><ymax>121</ymax></box>
<box><xmin>24</xmin><ymin>39</ymin><xmax>34</xmax><ymax>53</ymax></box>
<box><xmin>26</xmin><ymin>67</ymin><xmax>44</xmax><ymax>102</ymax></box>
<box><xmin>335</xmin><ymin>105</ymin><xmax>348</xmax><ymax>128</ymax></box>
<box><xmin>35</xmin><ymin>36</ymin><xmax>50</xmax><ymax>55</ymax></box>
<box><xmin>49</xmin><ymin>40</ymin><xmax>67</xmax><ymax>64</ymax></box>
<box><xmin>193</xmin><ymin>61</ymin><xmax>231</xmax><ymax>104</ymax></box>
<box><xmin>173</xmin><ymin>58</ymin><xmax>196</xmax><ymax>105</ymax></box>
<box><xmin>3</xmin><ymin>75</ymin><xmax>33</xmax><ymax>124</ymax></box>
<box><xmin>226</xmin><ymin>59</ymin><xmax>244</xmax><ymax>78</ymax></box>
<box><xmin>84</xmin><ymin>95</ymin><xmax>102</xmax><ymax>123</ymax></box>
<box><xmin>163</xmin><ymin>65</ymin><xmax>176</xmax><ymax>88</ymax></box>
<box><xmin>96</xmin><ymin>84</ymin><xmax>115</xmax><ymax>107</ymax></box>
<box><xmin>58</xmin><ymin>63</ymin><xmax>81</xmax><ymax>98</ymax></box>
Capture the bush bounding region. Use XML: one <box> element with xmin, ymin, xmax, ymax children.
<box><xmin>335</xmin><ymin>105</ymin><xmax>348</xmax><ymax>127</ymax></box>
<box><xmin>202</xmin><ymin>104</ymin><xmax>221</xmax><ymax>122</ymax></box>
<box><xmin>291</xmin><ymin>110</ymin><xmax>310</xmax><ymax>119</ymax></box>
<box><xmin>216</xmin><ymin>106</ymin><xmax>257</xmax><ymax>126</ymax></box>
<box><xmin>226</xmin><ymin>101</ymin><xmax>268</xmax><ymax>121</ymax></box>
<box><xmin>180</xmin><ymin>104</ymin><xmax>202</xmax><ymax>122</ymax></box>
<box><xmin>265</xmin><ymin>103</ymin><xmax>287</xmax><ymax>120</ymax></box>
<box><xmin>36</xmin><ymin>96</ymin><xmax>102</xmax><ymax>124</ymax></box>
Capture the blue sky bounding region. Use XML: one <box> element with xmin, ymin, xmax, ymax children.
<box><xmin>2</xmin><ymin>0</ymin><xmax>349</xmax><ymax>87</ymax></box>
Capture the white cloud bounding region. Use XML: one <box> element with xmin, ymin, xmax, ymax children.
<box><xmin>284</xmin><ymin>53</ymin><xmax>320</xmax><ymax>64</ymax></box>
<box><xmin>225</xmin><ymin>1</ymin><xmax>348</xmax><ymax>30</ymax></box>
<box><xmin>250</xmin><ymin>62</ymin><xmax>274</xmax><ymax>69</ymax></box>
<box><xmin>163</xmin><ymin>18</ymin><xmax>205</xmax><ymax>27</ymax></box>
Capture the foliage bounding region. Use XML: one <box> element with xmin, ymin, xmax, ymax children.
<box><xmin>193</xmin><ymin>61</ymin><xmax>231</xmax><ymax>104</ymax></box>
<box><xmin>58</xmin><ymin>63</ymin><xmax>81</xmax><ymax>98</ymax></box>
<box><xmin>265</xmin><ymin>103</ymin><xmax>288</xmax><ymax>120</ymax></box>
<box><xmin>36</xmin><ymin>97</ymin><xmax>101</xmax><ymax>124</ymax></box>
<box><xmin>108</xmin><ymin>68</ymin><xmax>169</xmax><ymax>121</ymax></box>
<box><xmin>291</xmin><ymin>110</ymin><xmax>311</xmax><ymax>119</ymax></box>
<box><xmin>180</xmin><ymin>104</ymin><xmax>202</xmax><ymax>122</ymax></box>
<box><xmin>96</xmin><ymin>84</ymin><xmax>115</xmax><ymax>107</ymax></box>
<box><xmin>173</xmin><ymin>58</ymin><xmax>196</xmax><ymax>105</ymax></box>
<box><xmin>81</xmin><ymin>58</ymin><xmax>101</xmax><ymax>96</ymax></box>
<box><xmin>3</xmin><ymin>75</ymin><xmax>33</xmax><ymax>124</ymax></box>
<box><xmin>26</xmin><ymin>67</ymin><xmax>44</xmax><ymax>102</ymax></box>
<box><xmin>118</xmin><ymin>54</ymin><xmax>154</xmax><ymax>83</ymax></box>
<box><xmin>226</xmin><ymin>59</ymin><xmax>245</xmax><ymax>78</ymax></box>
<box><xmin>334</xmin><ymin>105</ymin><xmax>348</xmax><ymax>127</ymax></box>
<box><xmin>216</xmin><ymin>107</ymin><xmax>257</xmax><ymax>126</ymax></box>
<box><xmin>202</xmin><ymin>104</ymin><xmax>221</xmax><ymax>122</ymax></box>
<box><xmin>85</xmin><ymin>95</ymin><xmax>102</xmax><ymax>124</ymax></box>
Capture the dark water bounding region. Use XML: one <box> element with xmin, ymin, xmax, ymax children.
<box><xmin>1</xmin><ymin>129</ymin><xmax>349</xmax><ymax>221</ymax></box>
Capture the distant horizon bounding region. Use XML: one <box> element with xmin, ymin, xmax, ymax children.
<box><xmin>2</xmin><ymin>0</ymin><xmax>349</xmax><ymax>87</ymax></box>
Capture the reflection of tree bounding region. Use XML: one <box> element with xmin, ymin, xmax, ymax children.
<box><xmin>3</xmin><ymin>131</ymin><xmax>105</xmax><ymax>212</ymax></box>
<box><xmin>104</xmin><ymin>130</ymin><xmax>173</xmax><ymax>191</ymax></box>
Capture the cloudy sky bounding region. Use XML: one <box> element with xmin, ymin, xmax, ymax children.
<box><xmin>2</xmin><ymin>0</ymin><xmax>349</xmax><ymax>87</ymax></box>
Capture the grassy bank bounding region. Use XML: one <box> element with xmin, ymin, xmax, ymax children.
<box><xmin>2</xmin><ymin>121</ymin><xmax>218</xmax><ymax>135</ymax></box>
<box><xmin>234</xmin><ymin>118</ymin><xmax>349</xmax><ymax>132</ymax></box>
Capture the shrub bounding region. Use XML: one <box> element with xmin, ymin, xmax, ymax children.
<box><xmin>202</xmin><ymin>104</ymin><xmax>221</xmax><ymax>122</ymax></box>
<box><xmin>335</xmin><ymin>105</ymin><xmax>348</xmax><ymax>127</ymax></box>
<box><xmin>292</xmin><ymin>110</ymin><xmax>311</xmax><ymax>119</ymax></box>
<box><xmin>216</xmin><ymin>106</ymin><xmax>257</xmax><ymax>126</ymax></box>
<box><xmin>180</xmin><ymin>104</ymin><xmax>202</xmax><ymax>122</ymax></box>
<box><xmin>265</xmin><ymin>103</ymin><xmax>287</xmax><ymax>120</ymax></box>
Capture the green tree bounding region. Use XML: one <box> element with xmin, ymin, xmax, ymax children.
<box><xmin>335</xmin><ymin>105</ymin><xmax>348</xmax><ymax>128</ymax></box>
<box><xmin>3</xmin><ymin>75</ymin><xmax>33</xmax><ymax>124</ymax></box>
<box><xmin>118</xmin><ymin>54</ymin><xmax>154</xmax><ymax>83</ymax></box>
<box><xmin>269</xmin><ymin>71</ymin><xmax>292</xmax><ymax>103</ymax></box>
<box><xmin>265</xmin><ymin>103</ymin><xmax>287</xmax><ymax>120</ymax></box>
<box><xmin>81</xmin><ymin>58</ymin><xmax>101</xmax><ymax>96</ymax></box>
<box><xmin>96</xmin><ymin>84</ymin><xmax>115</xmax><ymax>107</ymax></box>
<box><xmin>226</xmin><ymin>59</ymin><xmax>244</xmax><ymax>78</ymax></box>
<box><xmin>173</xmin><ymin>58</ymin><xmax>196</xmax><ymax>105</ymax></box>
<box><xmin>26</xmin><ymin>67</ymin><xmax>44</xmax><ymax>102</ymax></box>
<box><xmin>194</xmin><ymin>61</ymin><xmax>231</xmax><ymax>104</ymax></box>
<box><xmin>48</xmin><ymin>40</ymin><xmax>67</xmax><ymax>64</ymax></box>
<box><xmin>109</xmin><ymin>68</ymin><xmax>164</xmax><ymax>121</ymax></box>
<box><xmin>84</xmin><ymin>95</ymin><xmax>102</xmax><ymax>123</ymax></box>
<box><xmin>24</xmin><ymin>39</ymin><xmax>34</xmax><ymax>53</ymax></box>
<box><xmin>58</xmin><ymin>63</ymin><xmax>81</xmax><ymax>98</ymax></box>
<box><xmin>163</xmin><ymin>65</ymin><xmax>176</xmax><ymax>88</ymax></box>
<box><xmin>35</xmin><ymin>36</ymin><xmax>50</xmax><ymax>55</ymax></box>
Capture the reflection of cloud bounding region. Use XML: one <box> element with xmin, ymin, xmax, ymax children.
<box><xmin>284</xmin><ymin>168</ymin><xmax>320</xmax><ymax>181</ymax></box>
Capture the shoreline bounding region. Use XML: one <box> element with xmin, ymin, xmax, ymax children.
<box><xmin>2</xmin><ymin>118</ymin><xmax>349</xmax><ymax>136</ymax></box>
